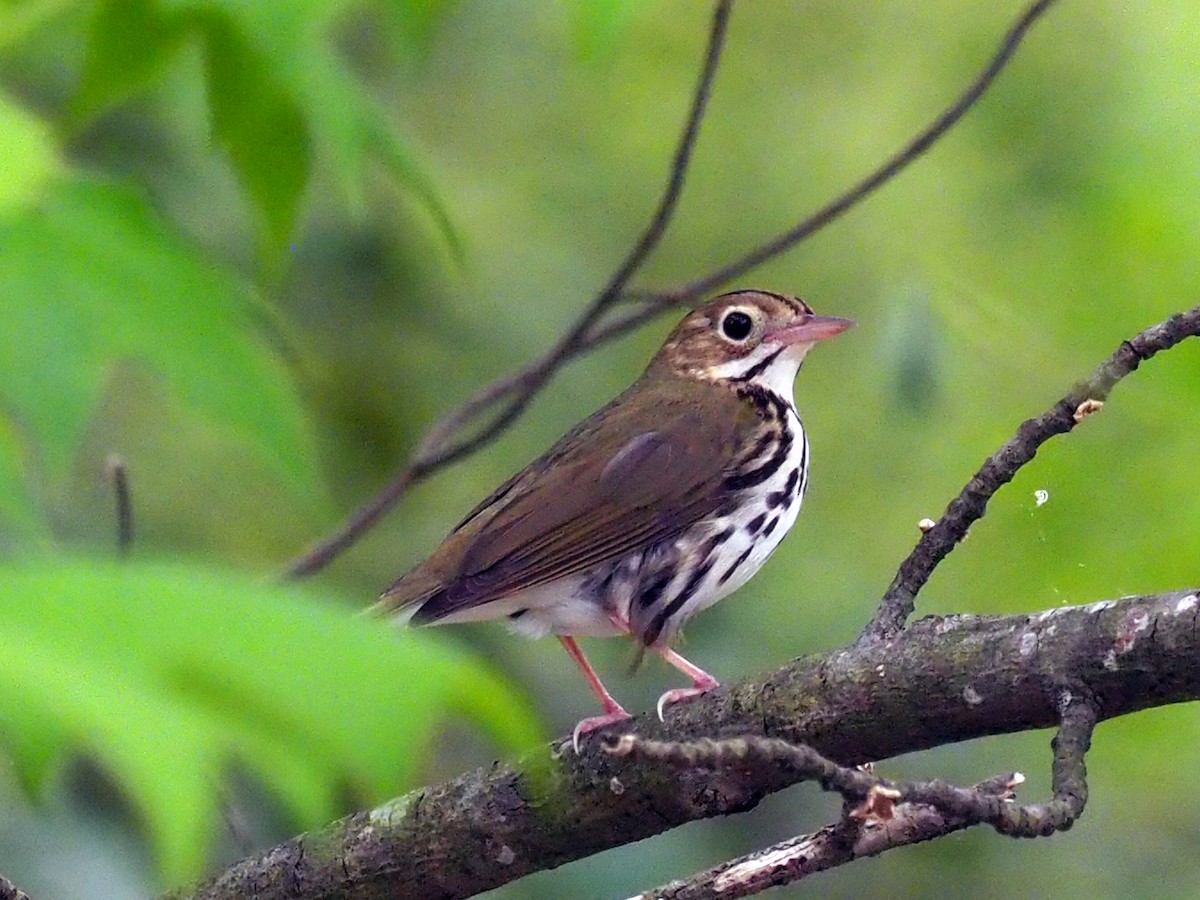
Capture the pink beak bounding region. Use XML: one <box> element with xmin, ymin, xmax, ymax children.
<box><xmin>765</xmin><ymin>314</ymin><xmax>855</xmax><ymax>346</ymax></box>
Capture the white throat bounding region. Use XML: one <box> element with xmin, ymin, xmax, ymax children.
<box><xmin>707</xmin><ymin>341</ymin><xmax>814</xmax><ymax>408</ymax></box>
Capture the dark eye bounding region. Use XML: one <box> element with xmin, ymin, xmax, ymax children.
<box><xmin>721</xmin><ymin>310</ymin><xmax>754</xmax><ymax>341</ymax></box>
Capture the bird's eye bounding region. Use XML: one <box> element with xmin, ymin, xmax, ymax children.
<box><xmin>720</xmin><ymin>310</ymin><xmax>754</xmax><ymax>342</ymax></box>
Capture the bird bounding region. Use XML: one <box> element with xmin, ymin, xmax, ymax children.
<box><xmin>376</xmin><ymin>290</ymin><xmax>853</xmax><ymax>750</ymax></box>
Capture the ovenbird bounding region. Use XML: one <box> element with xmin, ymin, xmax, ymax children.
<box><xmin>377</xmin><ymin>290</ymin><xmax>852</xmax><ymax>749</ymax></box>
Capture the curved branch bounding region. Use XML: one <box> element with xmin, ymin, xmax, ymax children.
<box><xmin>630</xmin><ymin>694</ymin><xmax>1093</xmax><ymax>898</ymax></box>
<box><xmin>659</xmin><ymin>0</ymin><xmax>1060</xmax><ymax>301</ymax></box>
<box><xmin>284</xmin><ymin>0</ymin><xmax>733</xmax><ymax>578</ymax></box>
<box><xmin>285</xmin><ymin>0</ymin><xmax>1057</xmax><ymax>578</ymax></box>
<box><xmin>859</xmin><ymin>302</ymin><xmax>1200</xmax><ymax>644</ymax></box>
<box><xmin>629</xmin><ymin>774</ymin><xmax>1022</xmax><ymax>900</ymax></box>
<box><xmin>167</xmin><ymin>587</ymin><xmax>1200</xmax><ymax>900</ymax></box>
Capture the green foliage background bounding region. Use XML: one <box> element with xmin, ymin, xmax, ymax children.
<box><xmin>2</xmin><ymin>1</ymin><xmax>1199</xmax><ymax>897</ymax></box>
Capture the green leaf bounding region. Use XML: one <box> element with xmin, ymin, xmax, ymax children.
<box><xmin>296</xmin><ymin>50</ymin><xmax>461</xmax><ymax>261</ymax></box>
<box><xmin>69</xmin><ymin>0</ymin><xmax>190</xmax><ymax>125</ymax></box>
<box><xmin>184</xmin><ymin>0</ymin><xmax>458</xmax><ymax>262</ymax></box>
<box><xmin>0</xmin><ymin>558</ymin><xmax>542</xmax><ymax>883</ymax></box>
<box><xmin>0</xmin><ymin>417</ymin><xmax>51</xmax><ymax>553</ymax></box>
<box><xmin>200</xmin><ymin>15</ymin><xmax>311</xmax><ymax>273</ymax></box>
<box><xmin>0</xmin><ymin>89</ymin><xmax>59</xmax><ymax>216</ymax></box>
<box><xmin>0</xmin><ymin>0</ymin><xmax>77</xmax><ymax>52</ymax></box>
<box><xmin>0</xmin><ymin>176</ymin><xmax>321</xmax><ymax>497</ymax></box>
<box><xmin>571</xmin><ymin>0</ymin><xmax>638</xmax><ymax>61</ymax></box>
<box><xmin>64</xmin><ymin>0</ymin><xmax>458</xmax><ymax>268</ymax></box>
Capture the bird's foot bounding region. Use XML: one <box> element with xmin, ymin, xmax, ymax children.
<box><xmin>656</xmin><ymin>674</ymin><xmax>719</xmax><ymax>721</ymax></box>
<box><xmin>571</xmin><ymin>708</ymin><xmax>632</xmax><ymax>754</ymax></box>
<box><xmin>653</xmin><ymin>645</ymin><xmax>720</xmax><ymax>720</ymax></box>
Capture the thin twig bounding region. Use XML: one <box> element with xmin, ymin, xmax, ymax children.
<box><xmin>615</xmin><ymin>697</ymin><xmax>1094</xmax><ymax>898</ymax></box>
<box><xmin>658</xmin><ymin>0</ymin><xmax>1061</xmax><ymax>301</ymax></box>
<box><xmin>858</xmin><ymin>302</ymin><xmax>1200</xmax><ymax>645</ymax></box>
<box><xmin>105</xmin><ymin>453</ymin><xmax>133</xmax><ymax>555</ymax></box>
<box><xmin>284</xmin><ymin>0</ymin><xmax>734</xmax><ymax>578</ymax></box>
<box><xmin>628</xmin><ymin>775</ymin><xmax>1016</xmax><ymax>900</ymax></box>
<box><xmin>285</xmin><ymin>0</ymin><xmax>1059</xmax><ymax>579</ymax></box>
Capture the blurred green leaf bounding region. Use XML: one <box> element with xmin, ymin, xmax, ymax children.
<box><xmin>68</xmin><ymin>0</ymin><xmax>189</xmax><ymax>125</ymax></box>
<box><xmin>0</xmin><ymin>89</ymin><xmax>59</xmax><ymax>215</ymax></box>
<box><xmin>206</xmin><ymin>1</ymin><xmax>460</xmax><ymax>259</ymax></box>
<box><xmin>0</xmin><ymin>557</ymin><xmax>542</xmax><ymax>882</ymax></box>
<box><xmin>0</xmin><ymin>0</ymin><xmax>77</xmax><ymax>51</ymax></box>
<box><xmin>67</xmin><ymin>0</ymin><xmax>457</xmax><ymax>268</ymax></box>
<box><xmin>571</xmin><ymin>0</ymin><xmax>638</xmax><ymax>61</ymax></box>
<box><xmin>0</xmin><ymin>176</ymin><xmax>320</xmax><ymax>496</ymax></box>
<box><xmin>200</xmin><ymin>16</ymin><xmax>311</xmax><ymax>273</ymax></box>
<box><xmin>388</xmin><ymin>0</ymin><xmax>459</xmax><ymax>54</ymax></box>
<box><xmin>299</xmin><ymin>53</ymin><xmax>461</xmax><ymax>260</ymax></box>
<box><xmin>0</xmin><ymin>417</ymin><xmax>50</xmax><ymax>553</ymax></box>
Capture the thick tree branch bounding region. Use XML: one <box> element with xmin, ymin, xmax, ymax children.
<box><xmin>860</xmin><ymin>302</ymin><xmax>1200</xmax><ymax>644</ymax></box>
<box><xmin>225</xmin><ymin>304</ymin><xmax>1200</xmax><ymax>898</ymax></box>
<box><xmin>285</xmin><ymin>0</ymin><xmax>1057</xmax><ymax>578</ymax></box>
<box><xmin>169</xmin><ymin>588</ymin><xmax>1200</xmax><ymax>900</ymax></box>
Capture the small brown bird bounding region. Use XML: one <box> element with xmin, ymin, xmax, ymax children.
<box><xmin>377</xmin><ymin>290</ymin><xmax>852</xmax><ymax>749</ymax></box>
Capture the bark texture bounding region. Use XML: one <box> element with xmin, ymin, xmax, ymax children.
<box><xmin>170</xmin><ymin>587</ymin><xmax>1200</xmax><ymax>899</ymax></box>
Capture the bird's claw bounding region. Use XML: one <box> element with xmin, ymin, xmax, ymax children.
<box><xmin>571</xmin><ymin>709</ymin><xmax>632</xmax><ymax>753</ymax></box>
<box><xmin>656</xmin><ymin>682</ymin><xmax>718</xmax><ymax>721</ymax></box>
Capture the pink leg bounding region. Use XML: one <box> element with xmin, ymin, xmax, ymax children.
<box><xmin>558</xmin><ymin>636</ymin><xmax>630</xmax><ymax>752</ymax></box>
<box><xmin>653</xmin><ymin>646</ymin><xmax>720</xmax><ymax>721</ymax></box>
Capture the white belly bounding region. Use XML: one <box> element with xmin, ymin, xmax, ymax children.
<box><xmin>499</xmin><ymin>409</ymin><xmax>810</xmax><ymax>645</ymax></box>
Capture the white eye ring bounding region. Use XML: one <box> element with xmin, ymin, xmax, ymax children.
<box><xmin>720</xmin><ymin>309</ymin><xmax>755</xmax><ymax>342</ymax></box>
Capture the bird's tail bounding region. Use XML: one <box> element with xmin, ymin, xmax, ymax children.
<box><xmin>367</xmin><ymin>571</ymin><xmax>443</xmax><ymax>623</ymax></box>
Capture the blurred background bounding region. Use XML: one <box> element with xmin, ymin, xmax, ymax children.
<box><xmin>2</xmin><ymin>0</ymin><xmax>1200</xmax><ymax>897</ymax></box>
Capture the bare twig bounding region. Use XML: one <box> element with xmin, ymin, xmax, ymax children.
<box><xmin>284</xmin><ymin>0</ymin><xmax>734</xmax><ymax>578</ymax></box>
<box><xmin>104</xmin><ymin>453</ymin><xmax>133</xmax><ymax>555</ymax></box>
<box><xmin>616</xmin><ymin>693</ymin><xmax>1094</xmax><ymax>898</ymax></box>
<box><xmin>627</xmin><ymin>775</ymin><xmax>1017</xmax><ymax>900</ymax></box>
<box><xmin>859</xmin><ymin>302</ymin><xmax>1200</xmax><ymax>645</ymax></box>
<box><xmin>285</xmin><ymin>0</ymin><xmax>1058</xmax><ymax>579</ymax></box>
<box><xmin>657</xmin><ymin>0</ymin><xmax>1061</xmax><ymax>301</ymax></box>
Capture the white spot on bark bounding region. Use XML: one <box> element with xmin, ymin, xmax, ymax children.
<box><xmin>1073</xmin><ymin>398</ymin><xmax>1104</xmax><ymax>422</ymax></box>
<box><xmin>1018</xmin><ymin>632</ymin><xmax>1037</xmax><ymax>656</ymax></box>
<box><xmin>963</xmin><ymin>684</ymin><xmax>983</xmax><ymax>706</ymax></box>
<box><xmin>369</xmin><ymin>795</ymin><xmax>414</xmax><ymax>829</ymax></box>
<box><xmin>609</xmin><ymin>777</ymin><xmax>625</xmax><ymax>795</ymax></box>
<box><xmin>1103</xmin><ymin>649</ymin><xmax>1118</xmax><ymax>671</ymax></box>
<box><xmin>711</xmin><ymin>837</ymin><xmax>822</xmax><ymax>893</ymax></box>
<box><xmin>1176</xmin><ymin>594</ymin><xmax>1198</xmax><ymax>614</ymax></box>
<box><xmin>496</xmin><ymin>844</ymin><xmax>516</xmax><ymax>865</ymax></box>
<box><xmin>934</xmin><ymin>617</ymin><xmax>957</xmax><ymax>635</ymax></box>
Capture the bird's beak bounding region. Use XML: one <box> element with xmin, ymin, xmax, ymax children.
<box><xmin>765</xmin><ymin>314</ymin><xmax>855</xmax><ymax>346</ymax></box>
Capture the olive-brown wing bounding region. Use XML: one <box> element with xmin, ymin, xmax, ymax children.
<box><xmin>401</xmin><ymin>386</ymin><xmax>752</xmax><ymax>623</ymax></box>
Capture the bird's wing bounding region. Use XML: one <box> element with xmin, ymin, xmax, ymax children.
<box><xmin>380</xmin><ymin>382</ymin><xmax>754</xmax><ymax>622</ymax></box>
